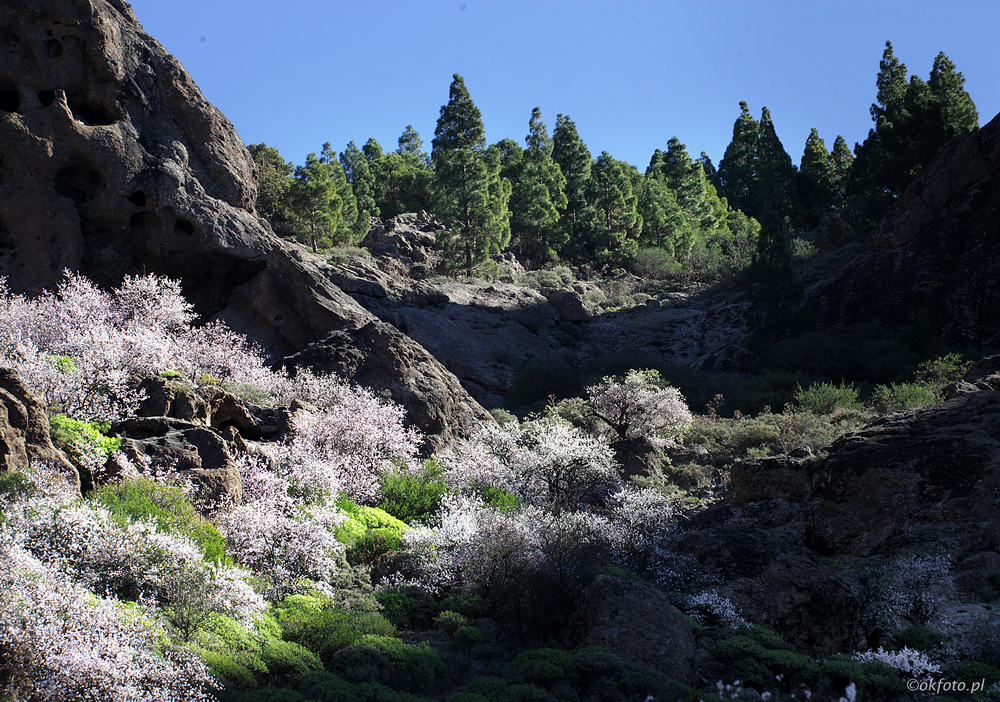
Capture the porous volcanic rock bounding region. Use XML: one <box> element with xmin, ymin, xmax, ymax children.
<box><xmin>0</xmin><ymin>368</ymin><xmax>79</xmax><ymax>492</ymax></box>
<box><xmin>728</xmin><ymin>385</ymin><xmax>1000</xmax><ymax>559</ymax></box>
<box><xmin>806</xmin><ymin>111</ymin><xmax>1000</xmax><ymax>347</ymax></box>
<box><xmin>0</xmin><ymin>0</ymin><xmax>490</xmax><ymax>449</ymax></box>
<box><xmin>566</xmin><ymin>574</ymin><xmax>696</xmax><ymax>683</ymax></box>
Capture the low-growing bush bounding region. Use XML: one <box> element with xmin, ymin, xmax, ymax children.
<box><xmin>376</xmin><ymin>586</ymin><xmax>438</xmax><ymax>630</ymax></box>
<box><xmin>378</xmin><ymin>460</ymin><xmax>448</xmax><ymax>524</ymax></box>
<box><xmin>92</xmin><ymin>477</ymin><xmax>228</xmax><ymax>562</ymax></box>
<box><xmin>437</xmin><ymin>593</ymin><xmax>490</xmax><ymax>620</ymax></box>
<box><xmin>869</xmin><ymin>382</ymin><xmax>937</xmax><ymax>413</ymax></box>
<box><xmin>274</xmin><ymin>593</ymin><xmax>396</xmax><ymax>663</ymax></box>
<box><xmin>794</xmin><ymin>381</ymin><xmax>863</xmax><ymax>415</ymax></box>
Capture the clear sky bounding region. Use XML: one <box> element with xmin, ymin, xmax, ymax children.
<box><xmin>127</xmin><ymin>0</ymin><xmax>1000</xmax><ymax>171</ymax></box>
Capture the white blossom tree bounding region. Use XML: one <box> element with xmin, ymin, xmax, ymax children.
<box><xmin>586</xmin><ymin>369</ymin><xmax>692</xmax><ymax>449</ymax></box>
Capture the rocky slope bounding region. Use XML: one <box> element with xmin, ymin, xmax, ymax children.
<box><xmin>0</xmin><ymin>0</ymin><xmax>490</xmax><ymax>450</ymax></box>
<box><xmin>805</xmin><ymin>111</ymin><xmax>1000</xmax><ymax>347</ymax></box>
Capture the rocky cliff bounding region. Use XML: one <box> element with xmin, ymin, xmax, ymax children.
<box><xmin>0</xmin><ymin>0</ymin><xmax>491</xmax><ymax>450</ymax></box>
<box><xmin>806</xmin><ymin>111</ymin><xmax>1000</xmax><ymax>347</ymax></box>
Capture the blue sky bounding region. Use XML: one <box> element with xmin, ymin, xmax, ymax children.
<box><xmin>128</xmin><ymin>0</ymin><xmax>1000</xmax><ymax>171</ymax></box>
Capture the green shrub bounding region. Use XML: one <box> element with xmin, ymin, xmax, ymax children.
<box><xmin>489</xmin><ymin>408</ymin><xmax>518</xmax><ymax>425</ymax></box>
<box><xmin>794</xmin><ymin>381</ymin><xmax>862</xmax><ymax>415</ymax></box>
<box><xmin>375</xmin><ymin>586</ymin><xmax>437</xmax><ymax>630</ymax></box>
<box><xmin>437</xmin><ymin>593</ymin><xmax>489</xmax><ymax>620</ymax></box>
<box><xmin>92</xmin><ymin>477</ymin><xmax>228</xmax><ymax>562</ymax></box>
<box><xmin>275</xmin><ymin>593</ymin><xmax>396</xmax><ymax>662</ymax></box>
<box><xmin>378</xmin><ymin>460</ymin><xmax>448</xmax><ymax>524</ymax></box>
<box><xmin>49</xmin><ymin>414</ymin><xmax>122</xmax><ymax>493</ymax></box>
<box><xmin>471</xmin><ymin>483</ymin><xmax>521</xmax><ymax>511</ymax></box>
<box><xmin>891</xmin><ymin>624</ymin><xmax>949</xmax><ymax>652</ymax></box>
<box><xmin>351</xmin><ymin>635</ymin><xmax>446</xmax><ymax>692</ymax></box>
<box><xmin>870</xmin><ymin>382</ymin><xmax>937</xmax><ymax>413</ymax></box>
<box><xmin>554</xmin><ymin>266</ymin><xmax>574</xmax><ymax>284</ymax></box>
<box><xmin>260</xmin><ymin>638</ymin><xmax>323</xmax><ymax>685</ymax></box>
<box><xmin>195</xmin><ymin>613</ymin><xmax>269</xmax><ymax>675</ymax></box>
<box><xmin>943</xmin><ymin>659</ymin><xmax>1000</xmax><ymax>688</ymax></box>
<box><xmin>434</xmin><ymin>610</ymin><xmax>470</xmax><ymax>637</ymax></box>
<box><xmin>512</xmin><ymin>648</ymin><xmax>575</xmax><ymax>687</ymax></box>
<box><xmin>630</xmin><ymin>247</ymin><xmax>683</xmax><ymax>280</ymax></box>
<box><xmin>915</xmin><ymin>352</ymin><xmax>970</xmax><ymax>393</ymax></box>
<box><xmin>200</xmin><ymin>649</ymin><xmax>258</xmax><ymax>690</ymax></box>
<box><xmin>465</xmin><ymin>677</ymin><xmax>550</xmax><ymax>702</ymax></box>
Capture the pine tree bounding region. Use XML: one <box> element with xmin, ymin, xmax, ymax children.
<box><xmin>510</xmin><ymin>107</ymin><xmax>568</xmax><ymax>262</ymax></box>
<box><xmin>288</xmin><ymin>152</ymin><xmax>341</xmax><ymax>253</ymax></box>
<box><xmin>587</xmin><ymin>151</ymin><xmax>641</xmax><ymax>260</ymax></box>
<box><xmin>339</xmin><ymin>141</ymin><xmax>379</xmax><ymax>238</ymax></box>
<box><xmin>320</xmin><ymin>143</ymin><xmax>358</xmax><ymax>244</ymax></box>
<box><xmin>431</xmin><ymin>74</ymin><xmax>511</xmax><ymax>274</ymax></box>
<box><xmin>797</xmin><ymin>128</ymin><xmax>837</xmax><ymax>227</ymax></box>
<box><xmin>397</xmin><ymin>124</ymin><xmax>430</xmax><ymax>166</ymax></box>
<box><xmin>755</xmin><ymin>106</ymin><xmax>801</xmax><ymax>226</ymax></box>
<box><xmin>247</xmin><ymin>143</ymin><xmax>294</xmax><ymax>236</ymax></box>
<box><xmin>636</xmin><ymin>175</ymin><xmax>692</xmax><ymax>260</ymax></box>
<box><xmin>830</xmin><ymin>135</ymin><xmax>854</xmax><ymax>207</ymax></box>
<box><xmin>851</xmin><ymin>42</ymin><xmax>979</xmax><ymax>226</ymax></box>
<box><xmin>717</xmin><ymin>101</ymin><xmax>759</xmax><ymax>214</ymax></box>
<box><xmin>552</xmin><ymin>114</ymin><xmax>597</xmax><ymax>260</ymax></box>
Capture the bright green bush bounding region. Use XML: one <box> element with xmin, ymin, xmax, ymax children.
<box><xmin>378</xmin><ymin>460</ymin><xmax>448</xmax><ymax>524</ymax></box>
<box><xmin>199</xmin><ymin>649</ymin><xmax>258</xmax><ymax>690</ymax></box>
<box><xmin>890</xmin><ymin>624</ymin><xmax>949</xmax><ymax>652</ymax></box>
<box><xmin>49</xmin><ymin>414</ymin><xmax>122</xmax><ymax>492</ymax></box>
<box><xmin>275</xmin><ymin>593</ymin><xmax>396</xmax><ymax>662</ymax></box>
<box><xmin>870</xmin><ymin>382</ymin><xmax>937</xmax><ymax>413</ymax></box>
<box><xmin>794</xmin><ymin>381</ymin><xmax>863</xmax><ymax>415</ymax></box>
<box><xmin>92</xmin><ymin>477</ymin><xmax>228</xmax><ymax>562</ymax></box>
<box><xmin>260</xmin><ymin>638</ymin><xmax>323</xmax><ymax>685</ymax></box>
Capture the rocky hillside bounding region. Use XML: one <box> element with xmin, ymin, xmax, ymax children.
<box><xmin>805</xmin><ymin>111</ymin><xmax>1000</xmax><ymax>347</ymax></box>
<box><xmin>0</xmin><ymin>0</ymin><xmax>491</xmax><ymax>450</ymax></box>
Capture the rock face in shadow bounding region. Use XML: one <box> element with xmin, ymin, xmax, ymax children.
<box><xmin>729</xmin><ymin>387</ymin><xmax>1000</xmax><ymax>559</ymax></box>
<box><xmin>566</xmin><ymin>575</ymin><xmax>696</xmax><ymax>683</ymax></box>
<box><xmin>0</xmin><ymin>0</ymin><xmax>490</xmax><ymax>451</ymax></box>
<box><xmin>806</xmin><ymin>111</ymin><xmax>1000</xmax><ymax>347</ymax></box>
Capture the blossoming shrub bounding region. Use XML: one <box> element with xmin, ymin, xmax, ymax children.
<box><xmin>586</xmin><ymin>369</ymin><xmax>692</xmax><ymax>448</ymax></box>
<box><xmin>442</xmin><ymin>416</ymin><xmax>618</xmax><ymax>511</ymax></box>
<box><xmin>0</xmin><ymin>537</ymin><xmax>217</xmax><ymax>702</ymax></box>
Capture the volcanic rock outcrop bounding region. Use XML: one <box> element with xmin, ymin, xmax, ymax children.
<box><xmin>0</xmin><ymin>0</ymin><xmax>491</xmax><ymax>450</ymax></box>
<box><xmin>806</xmin><ymin>111</ymin><xmax>1000</xmax><ymax>347</ymax></box>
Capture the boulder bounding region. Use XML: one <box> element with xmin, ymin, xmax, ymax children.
<box><xmin>279</xmin><ymin>322</ymin><xmax>495</xmax><ymax>453</ymax></box>
<box><xmin>676</xmin><ymin>527</ymin><xmax>858</xmax><ymax>655</ymax></box>
<box><xmin>112</xmin><ymin>416</ymin><xmax>243</xmax><ymax>506</ymax></box>
<box><xmin>567</xmin><ymin>575</ymin><xmax>696</xmax><ymax>683</ymax></box>
<box><xmin>0</xmin><ymin>368</ymin><xmax>79</xmax><ymax>493</ymax></box>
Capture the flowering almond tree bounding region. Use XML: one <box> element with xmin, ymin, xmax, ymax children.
<box><xmin>586</xmin><ymin>369</ymin><xmax>692</xmax><ymax>449</ymax></box>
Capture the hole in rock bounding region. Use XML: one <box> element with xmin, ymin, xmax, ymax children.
<box><xmin>173</xmin><ymin>219</ymin><xmax>195</xmax><ymax>235</ymax></box>
<box><xmin>0</xmin><ymin>87</ymin><xmax>20</xmax><ymax>113</ymax></box>
<box><xmin>38</xmin><ymin>89</ymin><xmax>55</xmax><ymax>107</ymax></box>
<box><xmin>46</xmin><ymin>39</ymin><xmax>63</xmax><ymax>58</ymax></box>
<box><xmin>54</xmin><ymin>161</ymin><xmax>103</xmax><ymax>205</ymax></box>
<box><xmin>67</xmin><ymin>93</ymin><xmax>119</xmax><ymax>126</ymax></box>
<box><xmin>127</xmin><ymin>190</ymin><xmax>147</xmax><ymax>206</ymax></box>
